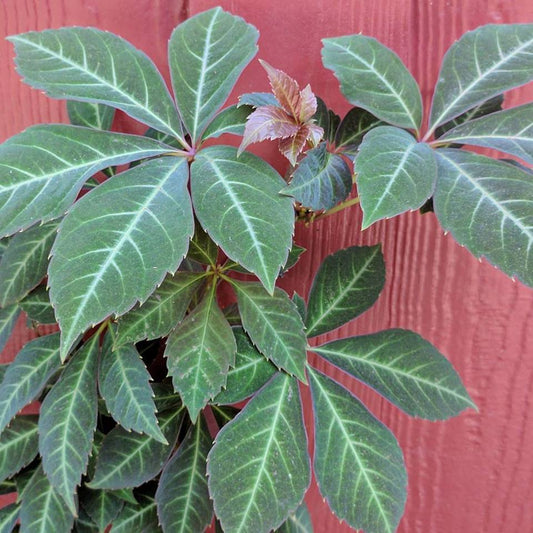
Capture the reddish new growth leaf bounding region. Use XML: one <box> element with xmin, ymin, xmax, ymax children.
<box><xmin>238</xmin><ymin>61</ymin><xmax>324</xmax><ymax>165</ymax></box>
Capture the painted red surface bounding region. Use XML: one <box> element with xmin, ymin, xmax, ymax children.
<box><xmin>1</xmin><ymin>1</ymin><xmax>532</xmax><ymax>531</ymax></box>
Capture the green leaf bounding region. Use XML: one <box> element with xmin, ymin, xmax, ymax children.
<box><xmin>313</xmin><ymin>97</ymin><xmax>340</xmax><ymax>144</ymax></box>
<box><xmin>0</xmin><ymin>305</ymin><xmax>20</xmax><ymax>354</ymax></box>
<box><xmin>67</xmin><ymin>101</ymin><xmax>115</xmax><ymax>131</ymax></box>
<box><xmin>211</xmin><ymin>405</ymin><xmax>240</xmax><ymax>428</ymax></box>
<box><xmin>283</xmin><ymin>245</ymin><xmax>306</xmax><ymax>274</ymax></box>
<box><xmin>234</xmin><ymin>282</ymin><xmax>307</xmax><ymax>381</ymax></box>
<box><xmin>169</xmin><ymin>7</ymin><xmax>258</xmax><ymax>142</ymax></box>
<box><xmin>439</xmin><ymin>103</ymin><xmax>533</xmax><ymax>164</ymax></box>
<box><xmin>0</xmin><ymin>220</ymin><xmax>58</xmax><ymax>307</ymax></box>
<box><xmin>0</xmin><ymin>125</ymin><xmax>175</xmax><ymax>238</ymax></box>
<box><xmin>39</xmin><ymin>335</ymin><xmax>99</xmax><ymax>514</ymax></box>
<box><xmin>208</xmin><ymin>373</ymin><xmax>310</xmax><ymax>533</ymax></box>
<box><xmin>355</xmin><ymin>126</ymin><xmax>437</xmax><ymax>229</ymax></box>
<box><xmin>0</xmin><ymin>333</ymin><xmax>61</xmax><ymax>434</ymax></box>
<box><xmin>74</xmin><ymin>507</ymin><xmax>99</xmax><ymax>533</ymax></box>
<box><xmin>165</xmin><ymin>285</ymin><xmax>236</xmax><ymax>421</ymax></box>
<box><xmin>282</xmin><ymin>143</ymin><xmax>352</xmax><ymax>211</ymax></box>
<box><xmin>434</xmin><ymin>149</ymin><xmax>533</xmax><ymax>287</ymax></box>
<box><xmin>89</xmin><ymin>409</ymin><xmax>182</xmax><ymax>490</ymax></box>
<box><xmin>308</xmin><ymin>367</ymin><xmax>407</xmax><ymax>533</ymax></box>
<box><xmin>292</xmin><ymin>292</ymin><xmax>306</xmax><ymax>323</ymax></box>
<box><xmin>0</xmin><ymin>503</ymin><xmax>19</xmax><ymax>533</ymax></box>
<box><xmin>99</xmin><ymin>343</ymin><xmax>165</xmax><ymax>443</ymax></box>
<box><xmin>19</xmin><ymin>466</ymin><xmax>74</xmax><ymax>533</ymax></box>
<box><xmin>335</xmin><ymin>107</ymin><xmax>385</xmax><ymax>153</ymax></box>
<box><xmin>429</xmin><ymin>24</ymin><xmax>533</xmax><ymax>131</ymax></box>
<box><xmin>0</xmin><ymin>479</ymin><xmax>15</xmax><ymax>496</ymax></box>
<box><xmin>434</xmin><ymin>95</ymin><xmax>503</xmax><ymax>138</ymax></box>
<box><xmin>111</xmin><ymin>495</ymin><xmax>161</xmax><ymax>533</ymax></box>
<box><xmin>152</xmin><ymin>383</ymin><xmax>182</xmax><ymax>413</ymax></box>
<box><xmin>115</xmin><ymin>272</ymin><xmax>204</xmax><ymax>347</ymax></box>
<box><xmin>239</xmin><ymin>92</ymin><xmax>280</xmax><ymax>108</ymax></box>
<box><xmin>322</xmin><ymin>35</ymin><xmax>422</xmax><ymax>131</ymax></box>
<box><xmin>276</xmin><ymin>503</ymin><xmax>313</xmax><ymax>533</ymax></box>
<box><xmin>315</xmin><ymin>329</ymin><xmax>476</xmax><ymax>420</ymax></box>
<box><xmin>191</xmin><ymin>146</ymin><xmax>294</xmax><ymax>294</ymax></box>
<box><xmin>49</xmin><ymin>157</ymin><xmax>193</xmax><ymax>359</ymax></box>
<box><xmin>213</xmin><ymin>327</ymin><xmax>277</xmax><ymax>405</ymax></box>
<box><xmin>156</xmin><ymin>417</ymin><xmax>213</xmax><ymax>533</ymax></box>
<box><xmin>305</xmin><ymin>245</ymin><xmax>385</xmax><ymax>338</ymax></box>
<box><xmin>80</xmin><ymin>489</ymin><xmax>123</xmax><ymax>531</ymax></box>
<box><xmin>203</xmin><ymin>105</ymin><xmax>253</xmax><ymax>140</ymax></box>
<box><xmin>0</xmin><ymin>415</ymin><xmax>38</xmax><ymax>483</ymax></box>
<box><xmin>112</xmin><ymin>488</ymin><xmax>137</xmax><ymax>506</ymax></box>
<box><xmin>188</xmin><ymin>221</ymin><xmax>219</xmax><ymax>266</ymax></box>
<box><xmin>9</xmin><ymin>28</ymin><xmax>184</xmax><ymax>141</ymax></box>
<box><xmin>19</xmin><ymin>286</ymin><xmax>56</xmax><ymax>326</ymax></box>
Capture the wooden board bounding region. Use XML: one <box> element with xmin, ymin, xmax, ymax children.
<box><xmin>1</xmin><ymin>0</ymin><xmax>532</xmax><ymax>531</ymax></box>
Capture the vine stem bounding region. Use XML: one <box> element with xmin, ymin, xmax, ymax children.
<box><xmin>310</xmin><ymin>196</ymin><xmax>360</xmax><ymax>222</ymax></box>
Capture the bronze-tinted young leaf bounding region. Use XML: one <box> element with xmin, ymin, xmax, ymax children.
<box><xmin>19</xmin><ymin>466</ymin><xmax>74</xmax><ymax>533</ymax></box>
<box><xmin>306</xmin><ymin>245</ymin><xmax>385</xmax><ymax>337</ymax></box>
<box><xmin>39</xmin><ymin>335</ymin><xmax>99</xmax><ymax>514</ymax></box>
<box><xmin>213</xmin><ymin>327</ymin><xmax>277</xmax><ymax>405</ymax></box>
<box><xmin>0</xmin><ymin>415</ymin><xmax>38</xmax><ymax>483</ymax></box>
<box><xmin>239</xmin><ymin>105</ymin><xmax>300</xmax><ymax>154</ymax></box>
<box><xmin>279</xmin><ymin>126</ymin><xmax>311</xmax><ymax>166</ymax></box>
<box><xmin>165</xmin><ymin>286</ymin><xmax>236</xmax><ymax>421</ymax></box>
<box><xmin>0</xmin><ymin>333</ymin><xmax>61</xmax><ymax>434</ymax></box>
<box><xmin>115</xmin><ymin>272</ymin><xmax>204</xmax><ymax>347</ymax></box>
<box><xmin>235</xmin><ymin>282</ymin><xmax>307</xmax><ymax>381</ymax></box>
<box><xmin>98</xmin><ymin>344</ymin><xmax>165</xmax><ymax>443</ymax></box>
<box><xmin>315</xmin><ymin>329</ymin><xmax>476</xmax><ymax>420</ymax></box>
<box><xmin>89</xmin><ymin>409</ymin><xmax>182</xmax><ymax>490</ymax></box>
<box><xmin>308</xmin><ymin>368</ymin><xmax>407</xmax><ymax>533</ymax></box>
<box><xmin>156</xmin><ymin>417</ymin><xmax>213</xmax><ymax>533</ymax></box>
<box><xmin>282</xmin><ymin>143</ymin><xmax>352</xmax><ymax>211</ymax></box>
<box><xmin>208</xmin><ymin>373</ymin><xmax>310</xmax><ymax>533</ymax></box>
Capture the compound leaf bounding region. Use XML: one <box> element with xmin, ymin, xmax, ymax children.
<box><xmin>89</xmin><ymin>409</ymin><xmax>182</xmax><ymax>490</ymax></box>
<box><xmin>306</xmin><ymin>245</ymin><xmax>385</xmax><ymax>338</ymax></box>
<box><xmin>49</xmin><ymin>157</ymin><xmax>193</xmax><ymax>359</ymax></box>
<box><xmin>111</xmin><ymin>495</ymin><xmax>161</xmax><ymax>533</ymax></box>
<box><xmin>439</xmin><ymin>103</ymin><xmax>533</xmax><ymax>165</ymax></box>
<box><xmin>0</xmin><ymin>415</ymin><xmax>38</xmax><ymax>483</ymax></box>
<box><xmin>169</xmin><ymin>7</ymin><xmax>258</xmax><ymax>142</ymax></box>
<box><xmin>0</xmin><ymin>333</ymin><xmax>61</xmax><ymax>434</ymax></box>
<box><xmin>314</xmin><ymin>329</ymin><xmax>476</xmax><ymax>420</ymax></box>
<box><xmin>99</xmin><ymin>344</ymin><xmax>165</xmax><ymax>443</ymax></box>
<box><xmin>434</xmin><ymin>149</ymin><xmax>533</xmax><ymax>287</ymax></box>
<box><xmin>322</xmin><ymin>35</ymin><xmax>422</xmax><ymax>131</ymax></box>
<box><xmin>283</xmin><ymin>143</ymin><xmax>352</xmax><ymax>211</ymax></box>
<box><xmin>156</xmin><ymin>417</ymin><xmax>213</xmax><ymax>533</ymax></box>
<box><xmin>355</xmin><ymin>126</ymin><xmax>437</xmax><ymax>229</ymax></box>
<box><xmin>234</xmin><ymin>282</ymin><xmax>307</xmax><ymax>381</ymax></box>
<box><xmin>191</xmin><ymin>146</ymin><xmax>294</xmax><ymax>294</ymax></box>
<box><xmin>19</xmin><ymin>466</ymin><xmax>74</xmax><ymax>533</ymax></box>
<box><xmin>208</xmin><ymin>373</ymin><xmax>310</xmax><ymax>533</ymax></box>
<box><xmin>308</xmin><ymin>368</ymin><xmax>407</xmax><ymax>533</ymax></box>
<box><xmin>429</xmin><ymin>24</ymin><xmax>533</xmax><ymax>131</ymax></box>
<box><xmin>213</xmin><ymin>327</ymin><xmax>277</xmax><ymax>405</ymax></box>
<box><xmin>9</xmin><ymin>28</ymin><xmax>184</xmax><ymax>140</ymax></box>
<box><xmin>39</xmin><ymin>335</ymin><xmax>99</xmax><ymax>514</ymax></box>
<box><xmin>0</xmin><ymin>125</ymin><xmax>175</xmax><ymax>238</ymax></box>
<box><xmin>165</xmin><ymin>285</ymin><xmax>236</xmax><ymax>422</ymax></box>
<box><xmin>0</xmin><ymin>220</ymin><xmax>59</xmax><ymax>307</ymax></box>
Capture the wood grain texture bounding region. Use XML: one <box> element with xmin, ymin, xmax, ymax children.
<box><xmin>1</xmin><ymin>0</ymin><xmax>533</xmax><ymax>531</ymax></box>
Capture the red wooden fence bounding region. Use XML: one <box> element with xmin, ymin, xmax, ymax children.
<box><xmin>1</xmin><ymin>1</ymin><xmax>532</xmax><ymax>531</ymax></box>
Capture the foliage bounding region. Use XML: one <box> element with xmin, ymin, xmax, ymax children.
<box><xmin>0</xmin><ymin>7</ymin><xmax>531</xmax><ymax>533</ymax></box>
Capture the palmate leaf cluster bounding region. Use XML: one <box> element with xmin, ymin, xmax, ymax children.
<box><xmin>0</xmin><ymin>7</ymin><xmax>530</xmax><ymax>533</ymax></box>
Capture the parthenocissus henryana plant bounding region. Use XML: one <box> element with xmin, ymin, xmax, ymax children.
<box><xmin>0</xmin><ymin>6</ymin><xmax>532</xmax><ymax>533</ymax></box>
